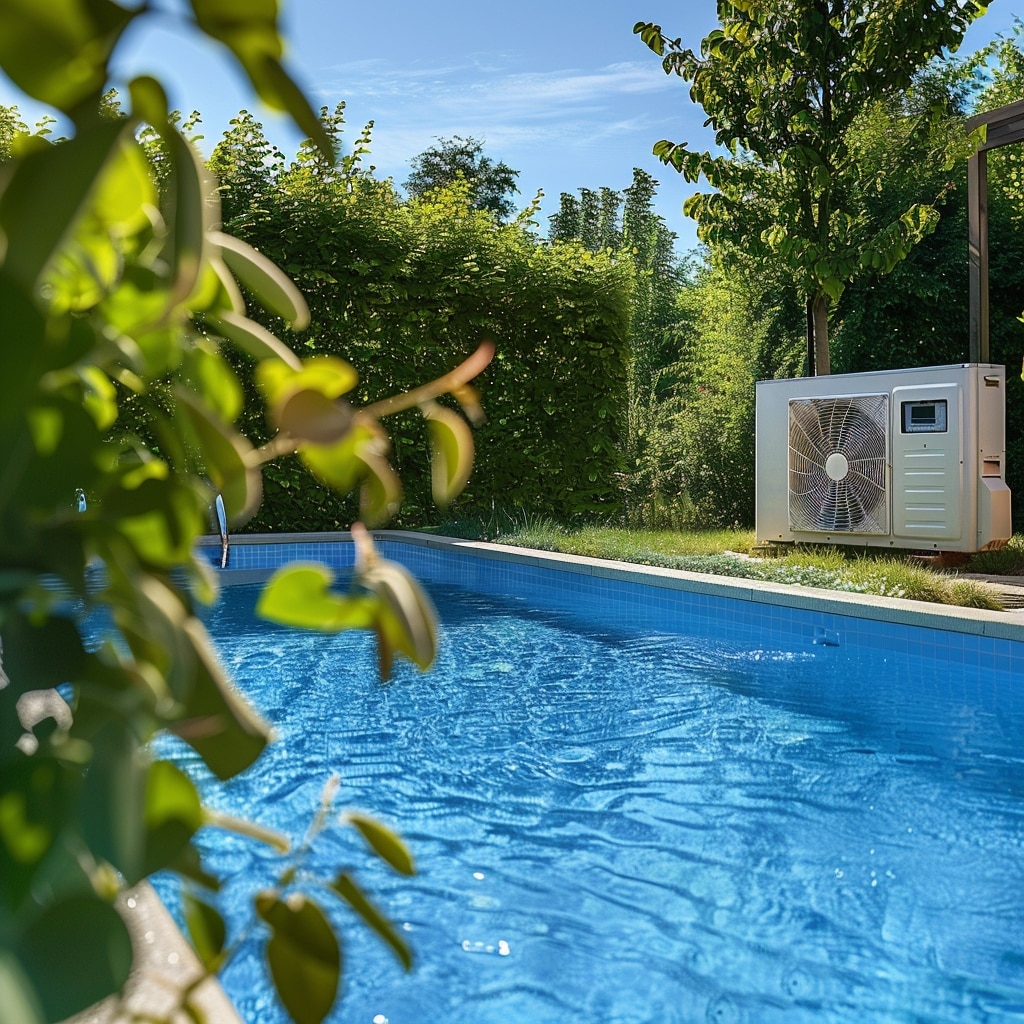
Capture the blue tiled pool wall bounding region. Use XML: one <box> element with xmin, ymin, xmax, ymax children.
<box><xmin>208</xmin><ymin>538</ymin><xmax>1024</xmax><ymax>678</ymax></box>
<box><xmin>201</xmin><ymin>540</ymin><xmax>357</xmax><ymax>572</ymax></box>
<box><xmin>392</xmin><ymin>542</ymin><xmax>1024</xmax><ymax>675</ymax></box>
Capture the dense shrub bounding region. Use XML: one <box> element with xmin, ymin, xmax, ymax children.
<box><xmin>211</xmin><ymin>137</ymin><xmax>633</xmax><ymax>529</ymax></box>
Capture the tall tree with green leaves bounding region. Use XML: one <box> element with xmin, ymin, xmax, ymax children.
<box><xmin>404</xmin><ymin>134</ymin><xmax>520</xmax><ymax>221</ymax></box>
<box><xmin>635</xmin><ymin>0</ymin><xmax>988</xmax><ymax>374</ymax></box>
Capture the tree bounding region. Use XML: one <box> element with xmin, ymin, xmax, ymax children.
<box><xmin>0</xmin><ymin>3</ymin><xmax>491</xmax><ymax>1022</ymax></box>
<box><xmin>635</xmin><ymin>0</ymin><xmax>987</xmax><ymax>374</ymax></box>
<box><xmin>546</xmin><ymin>169</ymin><xmax>685</xmax><ymax>520</ymax></box>
<box><xmin>404</xmin><ymin>135</ymin><xmax>520</xmax><ymax>221</ymax></box>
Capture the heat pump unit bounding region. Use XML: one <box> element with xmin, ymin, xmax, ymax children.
<box><xmin>756</xmin><ymin>364</ymin><xmax>1011</xmax><ymax>553</ymax></box>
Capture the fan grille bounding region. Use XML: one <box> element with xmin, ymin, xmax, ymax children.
<box><xmin>788</xmin><ymin>394</ymin><xmax>889</xmax><ymax>534</ymax></box>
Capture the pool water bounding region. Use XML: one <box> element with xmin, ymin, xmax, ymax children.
<box><xmin>159</xmin><ymin>575</ymin><xmax>1024</xmax><ymax>1024</ymax></box>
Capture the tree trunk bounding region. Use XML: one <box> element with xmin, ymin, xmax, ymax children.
<box><xmin>805</xmin><ymin>299</ymin><xmax>815</xmax><ymax>376</ymax></box>
<box><xmin>812</xmin><ymin>293</ymin><xmax>830</xmax><ymax>375</ymax></box>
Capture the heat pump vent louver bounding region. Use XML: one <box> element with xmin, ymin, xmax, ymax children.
<box><xmin>789</xmin><ymin>394</ymin><xmax>889</xmax><ymax>534</ymax></box>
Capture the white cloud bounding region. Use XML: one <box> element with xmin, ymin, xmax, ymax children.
<box><xmin>319</xmin><ymin>58</ymin><xmax>672</xmax><ymax>121</ymax></box>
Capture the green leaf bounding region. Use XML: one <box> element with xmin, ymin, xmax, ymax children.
<box><xmin>164</xmin><ymin>128</ymin><xmax>215</xmax><ymax>308</ymax></box>
<box><xmin>0</xmin><ymin>117</ymin><xmax>127</xmax><ymax>291</ymax></box>
<box><xmin>256</xmin><ymin>355</ymin><xmax>359</xmax><ymax>408</ymax></box>
<box><xmin>256</xmin><ymin>563</ymin><xmax>376</xmax><ymax>632</ymax></box>
<box><xmin>255</xmin><ymin>891</ymin><xmax>341</xmax><ymax>1024</ymax></box>
<box><xmin>18</xmin><ymin>895</ymin><xmax>132</xmax><ymax>1022</ymax></box>
<box><xmin>170</xmin><ymin>618</ymin><xmax>270</xmax><ymax>781</ymax></box>
<box><xmin>633</xmin><ymin>21</ymin><xmax>667</xmax><ymax>56</ymax></box>
<box><xmin>183</xmin><ymin>892</ymin><xmax>227</xmax><ymax>970</ymax></box>
<box><xmin>0</xmin><ymin>0</ymin><xmax>135</xmax><ymax>116</ymax></box>
<box><xmin>182</xmin><ymin>341</ymin><xmax>244</xmax><ymax>423</ymax></box>
<box><xmin>357</xmin><ymin>450</ymin><xmax>402</xmax><ymax>527</ymax></box>
<box><xmin>330</xmin><ymin>873</ymin><xmax>412</xmax><ymax>971</ymax></box>
<box><xmin>78</xmin><ymin>365</ymin><xmax>118</xmax><ymax>430</ymax></box>
<box><xmin>298</xmin><ymin>421</ymin><xmax>385</xmax><ymax>495</ymax></box>
<box><xmin>214</xmin><ymin>231</ymin><xmax>310</xmax><ymax>329</ymax></box>
<box><xmin>0</xmin><ymin>951</ymin><xmax>45</xmax><ymax>1024</ymax></box>
<box><xmin>143</xmin><ymin>760</ymin><xmax>203</xmax><ymax>875</ymax></box>
<box><xmin>423</xmin><ymin>402</ymin><xmax>474</xmax><ymax>507</ymax></box>
<box><xmin>206</xmin><ymin>310</ymin><xmax>303</xmax><ymax>369</ymax></box>
<box><xmin>246</xmin><ymin>53</ymin><xmax>335</xmax><ymax>161</ymax></box>
<box><xmin>359</xmin><ymin>558</ymin><xmax>437</xmax><ymax>675</ymax></box>
<box><xmin>79</xmin><ymin>717</ymin><xmax>146</xmax><ymax>882</ymax></box>
<box><xmin>189</xmin><ymin>0</ymin><xmax>333</xmax><ymax>160</ymax></box>
<box><xmin>345</xmin><ymin>813</ymin><xmax>416</xmax><ymax>876</ymax></box>
<box><xmin>0</xmin><ymin>612</ymin><xmax>87</xmax><ymax>697</ymax></box>
<box><xmin>174</xmin><ymin>387</ymin><xmax>263</xmax><ymax>526</ymax></box>
<box><xmin>0</xmin><ymin>788</ymin><xmax>53</xmax><ymax>866</ymax></box>
<box><xmin>103</xmin><ymin>472</ymin><xmax>206</xmax><ymax>569</ymax></box>
<box><xmin>0</xmin><ymin>271</ymin><xmax>47</xmax><ymax>430</ymax></box>
<box><xmin>127</xmin><ymin>74</ymin><xmax>170</xmax><ymax>131</ymax></box>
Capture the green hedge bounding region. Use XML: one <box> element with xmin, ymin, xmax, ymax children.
<box><xmin>222</xmin><ymin>176</ymin><xmax>633</xmax><ymax>529</ymax></box>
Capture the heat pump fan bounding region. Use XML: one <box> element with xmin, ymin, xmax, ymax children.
<box><xmin>788</xmin><ymin>394</ymin><xmax>889</xmax><ymax>534</ymax></box>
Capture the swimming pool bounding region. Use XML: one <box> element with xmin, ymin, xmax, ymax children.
<box><xmin>165</xmin><ymin>534</ymin><xmax>1024</xmax><ymax>1023</ymax></box>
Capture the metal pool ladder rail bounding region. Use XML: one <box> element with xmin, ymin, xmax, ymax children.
<box><xmin>214</xmin><ymin>493</ymin><xmax>230</xmax><ymax>568</ymax></box>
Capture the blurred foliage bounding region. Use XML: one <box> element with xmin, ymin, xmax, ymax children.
<box><xmin>0</xmin><ymin>3</ymin><xmax>489</xmax><ymax>1023</ymax></box>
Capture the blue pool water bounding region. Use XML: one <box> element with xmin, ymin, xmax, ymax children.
<box><xmin>160</xmin><ymin>544</ymin><xmax>1024</xmax><ymax>1023</ymax></box>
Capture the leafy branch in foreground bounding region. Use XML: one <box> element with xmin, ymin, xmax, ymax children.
<box><xmin>179</xmin><ymin>777</ymin><xmax>416</xmax><ymax>1024</ymax></box>
<box><xmin>0</xmin><ymin>2</ymin><xmax>489</xmax><ymax>1022</ymax></box>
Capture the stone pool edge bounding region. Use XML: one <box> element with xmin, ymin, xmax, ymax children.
<box><xmin>198</xmin><ymin>530</ymin><xmax>1024</xmax><ymax>643</ymax></box>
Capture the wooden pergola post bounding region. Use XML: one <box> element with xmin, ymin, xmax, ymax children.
<box><xmin>965</xmin><ymin>98</ymin><xmax>1024</xmax><ymax>363</ymax></box>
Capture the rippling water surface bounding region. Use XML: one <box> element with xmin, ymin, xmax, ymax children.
<box><xmin>158</xmin><ymin>582</ymin><xmax>1024</xmax><ymax>1024</ymax></box>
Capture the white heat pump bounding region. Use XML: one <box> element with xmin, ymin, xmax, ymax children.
<box><xmin>755</xmin><ymin>363</ymin><xmax>1012</xmax><ymax>553</ymax></box>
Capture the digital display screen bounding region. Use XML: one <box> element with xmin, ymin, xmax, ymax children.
<box><xmin>901</xmin><ymin>399</ymin><xmax>947</xmax><ymax>433</ymax></box>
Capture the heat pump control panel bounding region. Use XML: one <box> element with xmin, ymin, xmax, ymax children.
<box><xmin>891</xmin><ymin>384</ymin><xmax>961</xmax><ymax>541</ymax></box>
<box><xmin>901</xmin><ymin>399</ymin><xmax>947</xmax><ymax>433</ymax></box>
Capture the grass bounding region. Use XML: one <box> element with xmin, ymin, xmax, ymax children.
<box><xmin>432</xmin><ymin>515</ymin><xmax>1009</xmax><ymax>611</ymax></box>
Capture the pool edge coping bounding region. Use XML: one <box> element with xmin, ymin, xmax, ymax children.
<box><xmin>199</xmin><ymin>531</ymin><xmax>1024</xmax><ymax>643</ymax></box>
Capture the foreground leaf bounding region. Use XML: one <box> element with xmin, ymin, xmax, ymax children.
<box><xmin>214</xmin><ymin>230</ymin><xmax>310</xmax><ymax>329</ymax></box>
<box><xmin>183</xmin><ymin>892</ymin><xmax>227</xmax><ymax>970</ymax></box>
<box><xmin>174</xmin><ymin>387</ymin><xmax>263</xmax><ymax>525</ymax></box>
<box><xmin>144</xmin><ymin>760</ymin><xmax>204</xmax><ymax>876</ymax></box>
<box><xmin>170</xmin><ymin>618</ymin><xmax>270</xmax><ymax>780</ymax></box>
<box><xmin>0</xmin><ymin>118</ymin><xmax>126</xmax><ymax>291</ymax></box>
<box><xmin>330</xmin><ymin>873</ymin><xmax>412</xmax><ymax>971</ymax></box>
<box><xmin>423</xmin><ymin>402</ymin><xmax>474</xmax><ymax>507</ymax></box>
<box><xmin>256</xmin><ymin>564</ymin><xmax>376</xmax><ymax>632</ymax></box>
<box><xmin>359</xmin><ymin>559</ymin><xmax>437</xmax><ymax>674</ymax></box>
<box><xmin>189</xmin><ymin>0</ymin><xmax>333</xmax><ymax>159</ymax></box>
<box><xmin>0</xmin><ymin>0</ymin><xmax>135</xmax><ymax>116</ymax></box>
<box><xmin>256</xmin><ymin>891</ymin><xmax>340</xmax><ymax>1024</ymax></box>
<box><xmin>18</xmin><ymin>895</ymin><xmax>132</xmax><ymax>1022</ymax></box>
<box><xmin>345</xmin><ymin>813</ymin><xmax>416</xmax><ymax>876</ymax></box>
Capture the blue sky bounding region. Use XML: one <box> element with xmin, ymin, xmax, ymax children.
<box><xmin>1</xmin><ymin>1</ymin><xmax>1021</xmax><ymax>252</ymax></box>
